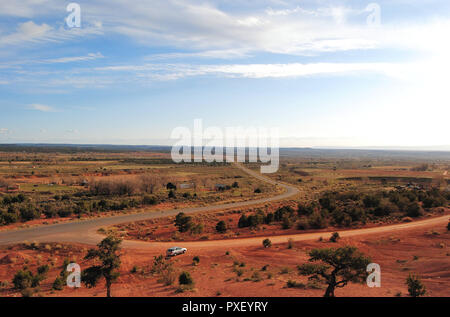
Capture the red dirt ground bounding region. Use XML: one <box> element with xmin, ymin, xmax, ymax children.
<box><xmin>0</xmin><ymin>219</ymin><xmax>448</xmax><ymax>297</ymax></box>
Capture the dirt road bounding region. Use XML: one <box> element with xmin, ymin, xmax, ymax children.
<box><xmin>1</xmin><ymin>164</ymin><xmax>448</xmax><ymax>250</ymax></box>
<box><xmin>0</xmin><ymin>164</ymin><xmax>299</xmax><ymax>246</ymax></box>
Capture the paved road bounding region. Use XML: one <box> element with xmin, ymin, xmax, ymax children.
<box><xmin>0</xmin><ymin>164</ymin><xmax>300</xmax><ymax>246</ymax></box>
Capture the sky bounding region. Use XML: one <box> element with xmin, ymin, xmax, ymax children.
<box><xmin>0</xmin><ymin>0</ymin><xmax>449</xmax><ymax>149</ymax></box>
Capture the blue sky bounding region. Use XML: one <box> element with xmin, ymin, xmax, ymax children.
<box><xmin>0</xmin><ymin>0</ymin><xmax>449</xmax><ymax>148</ymax></box>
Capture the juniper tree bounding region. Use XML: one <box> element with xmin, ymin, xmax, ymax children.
<box><xmin>298</xmin><ymin>246</ymin><xmax>371</xmax><ymax>297</ymax></box>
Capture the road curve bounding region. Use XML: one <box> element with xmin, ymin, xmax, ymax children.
<box><xmin>0</xmin><ymin>164</ymin><xmax>300</xmax><ymax>246</ymax></box>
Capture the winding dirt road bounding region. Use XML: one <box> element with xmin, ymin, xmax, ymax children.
<box><xmin>0</xmin><ymin>164</ymin><xmax>299</xmax><ymax>246</ymax></box>
<box><xmin>0</xmin><ymin>164</ymin><xmax>448</xmax><ymax>250</ymax></box>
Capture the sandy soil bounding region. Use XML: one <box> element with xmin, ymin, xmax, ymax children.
<box><xmin>0</xmin><ymin>217</ymin><xmax>448</xmax><ymax>297</ymax></box>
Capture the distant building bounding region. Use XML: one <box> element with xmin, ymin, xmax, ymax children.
<box><xmin>179</xmin><ymin>183</ymin><xmax>193</xmax><ymax>189</ymax></box>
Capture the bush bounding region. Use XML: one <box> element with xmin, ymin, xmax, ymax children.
<box><xmin>262</xmin><ymin>238</ymin><xmax>272</xmax><ymax>248</ymax></box>
<box><xmin>174</xmin><ymin>212</ymin><xmax>193</xmax><ymax>233</ymax></box>
<box><xmin>329</xmin><ymin>232</ymin><xmax>340</xmax><ymax>243</ymax></box>
<box><xmin>286</xmin><ymin>280</ymin><xmax>305</xmax><ymax>289</ymax></box>
<box><xmin>363</xmin><ymin>195</ymin><xmax>380</xmax><ymax>208</ymax></box>
<box><xmin>19</xmin><ymin>204</ymin><xmax>41</xmax><ymax>221</ymax></box>
<box><xmin>406</xmin><ymin>273</ymin><xmax>426</xmax><ymax>297</ymax></box>
<box><xmin>406</xmin><ymin>202</ymin><xmax>423</xmax><ymax>218</ymax></box>
<box><xmin>274</xmin><ymin>206</ymin><xmax>295</xmax><ymax>222</ymax></box>
<box><xmin>297</xmin><ymin>204</ymin><xmax>314</xmax><ymax>216</ymax></box>
<box><xmin>192</xmin><ymin>256</ymin><xmax>200</xmax><ymax>265</ymax></box>
<box><xmin>296</xmin><ymin>219</ymin><xmax>309</xmax><ymax>230</ymax></box>
<box><xmin>52</xmin><ymin>276</ymin><xmax>65</xmax><ymax>291</ymax></box>
<box><xmin>447</xmin><ymin>221</ymin><xmax>450</xmax><ymax>231</ymax></box>
<box><xmin>238</xmin><ymin>214</ymin><xmax>249</xmax><ymax>228</ymax></box>
<box><xmin>308</xmin><ymin>212</ymin><xmax>327</xmax><ymax>229</ymax></box>
<box><xmin>168</xmin><ymin>190</ymin><xmax>176</xmax><ymax>199</ymax></box>
<box><xmin>282</xmin><ymin>216</ymin><xmax>293</xmax><ymax>229</ymax></box>
<box><xmin>254</xmin><ymin>188</ymin><xmax>262</xmax><ymax>193</ymax></box>
<box><xmin>142</xmin><ymin>195</ymin><xmax>157</xmax><ymax>205</ymax></box>
<box><xmin>166</xmin><ymin>182</ymin><xmax>177</xmax><ymax>190</ymax></box>
<box><xmin>216</xmin><ymin>220</ymin><xmax>227</xmax><ymax>233</ymax></box>
<box><xmin>179</xmin><ymin>271</ymin><xmax>194</xmax><ymax>286</ymax></box>
<box><xmin>159</xmin><ymin>267</ymin><xmax>176</xmax><ymax>286</ymax></box>
<box><xmin>12</xmin><ymin>270</ymin><xmax>33</xmax><ymax>290</ymax></box>
<box><xmin>319</xmin><ymin>194</ymin><xmax>336</xmax><ymax>211</ymax></box>
<box><xmin>189</xmin><ymin>223</ymin><xmax>204</xmax><ymax>235</ymax></box>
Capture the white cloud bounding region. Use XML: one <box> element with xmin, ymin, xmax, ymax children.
<box><xmin>0</xmin><ymin>20</ymin><xmax>103</xmax><ymax>48</ymax></box>
<box><xmin>29</xmin><ymin>103</ymin><xmax>56</xmax><ymax>112</ymax></box>
<box><xmin>42</xmin><ymin>52</ymin><xmax>104</xmax><ymax>64</ymax></box>
<box><xmin>92</xmin><ymin>61</ymin><xmax>405</xmax><ymax>80</ymax></box>
<box><xmin>0</xmin><ymin>21</ymin><xmax>52</xmax><ymax>46</ymax></box>
<box><xmin>0</xmin><ymin>128</ymin><xmax>10</xmax><ymax>135</ymax></box>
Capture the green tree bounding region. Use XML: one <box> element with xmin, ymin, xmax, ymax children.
<box><xmin>262</xmin><ymin>238</ymin><xmax>272</xmax><ymax>248</ymax></box>
<box><xmin>298</xmin><ymin>246</ymin><xmax>371</xmax><ymax>297</ymax></box>
<box><xmin>179</xmin><ymin>271</ymin><xmax>194</xmax><ymax>286</ymax></box>
<box><xmin>216</xmin><ymin>220</ymin><xmax>227</xmax><ymax>233</ymax></box>
<box><xmin>12</xmin><ymin>269</ymin><xmax>33</xmax><ymax>290</ymax></box>
<box><xmin>329</xmin><ymin>232</ymin><xmax>340</xmax><ymax>243</ymax></box>
<box><xmin>406</xmin><ymin>273</ymin><xmax>427</xmax><ymax>297</ymax></box>
<box><xmin>81</xmin><ymin>235</ymin><xmax>122</xmax><ymax>297</ymax></box>
<box><xmin>174</xmin><ymin>212</ymin><xmax>193</xmax><ymax>232</ymax></box>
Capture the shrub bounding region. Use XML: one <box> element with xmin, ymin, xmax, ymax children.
<box><xmin>296</xmin><ymin>219</ymin><xmax>309</xmax><ymax>230</ymax></box>
<box><xmin>406</xmin><ymin>273</ymin><xmax>426</xmax><ymax>297</ymax></box>
<box><xmin>329</xmin><ymin>232</ymin><xmax>340</xmax><ymax>243</ymax></box>
<box><xmin>286</xmin><ymin>280</ymin><xmax>305</xmax><ymax>289</ymax></box>
<box><xmin>232</xmin><ymin>182</ymin><xmax>239</xmax><ymax>188</ymax></box>
<box><xmin>282</xmin><ymin>216</ymin><xmax>293</xmax><ymax>229</ymax></box>
<box><xmin>262</xmin><ymin>238</ymin><xmax>272</xmax><ymax>248</ymax></box>
<box><xmin>159</xmin><ymin>267</ymin><xmax>176</xmax><ymax>286</ymax></box>
<box><xmin>52</xmin><ymin>277</ymin><xmax>65</xmax><ymax>291</ymax></box>
<box><xmin>168</xmin><ymin>190</ymin><xmax>176</xmax><ymax>199</ymax></box>
<box><xmin>406</xmin><ymin>202</ymin><xmax>423</xmax><ymax>218</ymax></box>
<box><xmin>19</xmin><ymin>204</ymin><xmax>41</xmax><ymax>221</ymax></box>
<box><xmin>21</xmin><ymin>288</ymin><xmax>34</xmax><ymax>297</ymax></box>
<box><xmin>142</xmin><ymin>195</ymin><xmax>157</xmax><ymax>205</ymax></box>
<box><xmin>216</xmin><ymin>220</ymin><xmax>227</xmax><ymax>233</ymax></box>
<box><xmin>264</xmin><ymin>212</ymin><xmax>274</xmax><ymax>224</ymax></box>
<box><xmin>308</xmin><ymin>212</ymin><xmax>327</xmax><ymax>229</ymax></box>
<box><xmin>190</xmin><ymin>223</ymin><xmax>204</xmax><ymax>235</ymax></box>
<box><xmin>174</xmin><ymin>212</ymin><xmax>193</xmax><ymax>233</ymax></box>
<box><xmin>297</xmin><ymin>204</ymin><xmax>314</xmax><ymax>216</ymax></box>
<box><xmin>192</xmin><ymin>256</ymin><xmax>200</xmax><ymax>265</ymax></box>
<box><xmin>363</xmin><ymin>195</ymin><xmax>380</xmax><ymax>208</ymax></box>
<box><xmin>254</xmin><ymin>188</ymin><xmax>262</xmax><ymax>193</ymax></box>
<box><xmin>57</xmin><ymin>208</ymin><xmax>73</xmax><ymax>218</ymax></box>
<box><xmin>12</xmin><ymin>270</ymin><xmax>33</xmax><ymax>290</ymax></box>
<box><xmin>447</xmin><ymin>221</ymin><xmax>450</xmax><ymax>231</ymax></box>
<box><xmin>179</xmin><ymin>271</ymin><xmax>194</xmax><ymax>286</ymax></box>
<box><xmin>319</xmin><ymin>194</ymin><xmax>336</xmax><ymax>211</ymax></box>
<box><xmin>238</xmin><ymin>214</ymin><xmax>249</xmax><ymax>228</ymax></box>
<box><xmin>166</xmin><ymin>182</ymin><xmax>177</xmax><ymax>190</ymax></box>
<box><xmin>274</xmin><ymin>206</ymin><xmax>294</xmax><ymax>221</ymax></box>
